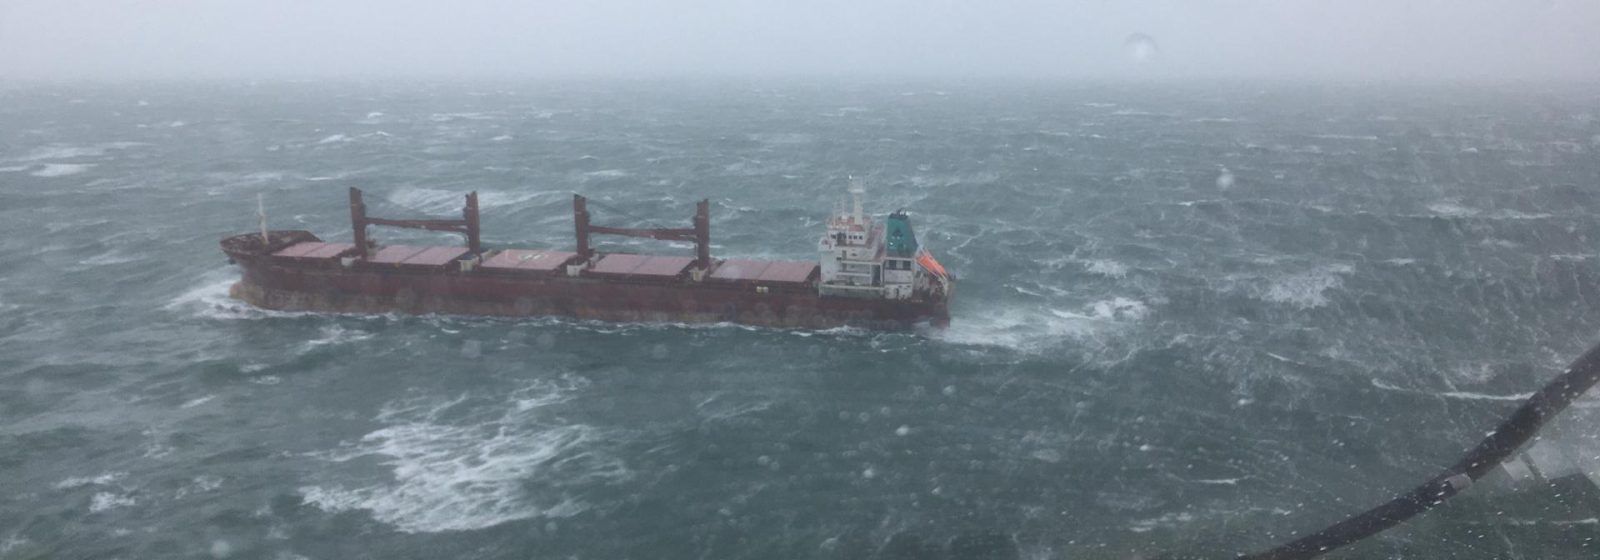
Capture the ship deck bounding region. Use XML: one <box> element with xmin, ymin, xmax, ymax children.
<box><xmin>267</xmin><ymin>240</ymin><xmax>821</xmax><ymax>289</ymax></box>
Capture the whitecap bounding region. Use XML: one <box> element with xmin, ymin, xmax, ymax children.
<box><xmin>1086</xmin><ymin>297</ymin><xmax>1149</xmax><ymax>321</ymax></box>
<box><xmin>55</xmin><ymin>471</ymin><xmax>125</xmax><ymax>489</ymax></box>
<box><xmin>166</xmin><ymin>272</ymin><xmax>240</xmax><ymax>312</ymax></box>
<box><xmin>300</xmin><ymin>379</ymin><xmax>627</xmax><ymax>533</ymax></box>
<box><xmin>695</xmin><ymin>393</ymin><xmax>773</xmax><ymax>422</ymax></box>
<box><xmin>1129</xmin><ymin>511</ymin><xmax>1195</xmax><ymax>533</ymax></box>
<box><xmin>0</xmin><ymin>536</ymin><xmax>30</xmax><ymax>556</ymax></box>
<box><xmin>428</xmin><ymin>112</ymin><xmax>494</xmax><ymax>122</ymax></box>
<box><xmin>940</xmin><ymin>297</ymin><xmax>1149</xmax><ymax>351</ymax></box>
<box><xmin>89</xmin><ymin>492</ymin><xmax>135</xmax><ymax>512</ymax></box>
<box><xmin>317</xmin><ymin>134</ymin><xmax>349</xmax><ymax>144</ymax></box>
<box><xmin>76</xmin><ymin>250</ymin><xmax>140</xmax><ymax>268</ymax></box>
<box><xmin>907</xmin><ymin>171</ymin><xmax>1000</xmax><ymax>188</ymax></box>
<box><xmin>301</xmin><ymin>325</ymin><xmax>373</xmax><ymax>351</ymax></box>
<box><xmin>30</xmin><ymin>163</ymin><xmax>94</xmax><ymax>177</ymax></box>
<box><xmin>166</xmin><ymin>268</ymin><xmax>308</xmax><ymax>320</ymax></box>
<box><xmin>175</xmin><ymin>475</ymin><xmax>224</xmax><ymax>499</ymax></box>
<box><xmin>1488</xmin><ymin>209</ymin><xmax>1553</xmax><ymax>220</ymax></box>
<box><xmin>12</xmin><ymin>144</ymin><xmax>107</xmax><ymax>162</ymax></box>
<box><xmin>180</xmin><ymin>395</ymin><xmax>216</xmax><ymax>409</ymax></box>
<box><xmin>1012</xmin><ymin>285</ymin><xmax>1046</xmax><ymax>297</ymax></box>
<box><xmin>1256</xmin><ymin>265</ymin><xmax>1350</xmax><ymax>309</ymax></box>
<box><xmin>1426</xmin><ymin>201</ymin><xmax>1480</xmax><ymax>217</ymax></box>
<box><xmin>1083</xmin><ymin>259</ymin><xmax>1129</xmax><ymax>278</ymax></box>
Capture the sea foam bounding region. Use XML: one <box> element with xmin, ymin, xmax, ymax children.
<box><xmin>300</xmin><ymin>379</ymin><xmax>628</xmax><ymax>533</ymax></box>
<box><xmin>939</xmin><ymin>296</ymin><xmax>1151</xmax><ymax>352</ymax></box>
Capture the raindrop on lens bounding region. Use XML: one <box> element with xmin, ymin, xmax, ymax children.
<box><xmin>1124</xmin><ymin>33</ymin><xmax>1159</xmax><ymax>63</ymax></box>
<box><xmin>1216</xmin><ymin>167</ymin><xmax>1235</xmax><ymax>189</ymax></box>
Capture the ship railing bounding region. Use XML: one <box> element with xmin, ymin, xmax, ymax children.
<box><xmin>221</xmin><ymin>230</ymin><xmax>318</xmax><ymax>258</ymax></box>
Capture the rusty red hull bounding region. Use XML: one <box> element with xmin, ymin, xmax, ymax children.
<box><xmin>223</xmin><ymin>232</ymin><xmax>949</xmax><ymax>331</ymax></box>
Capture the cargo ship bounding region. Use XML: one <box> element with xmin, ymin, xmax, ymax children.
<box><xmin>220</xmin><ymin>182</ymin><xmax>953</xmax><ymax>330</ymax></box>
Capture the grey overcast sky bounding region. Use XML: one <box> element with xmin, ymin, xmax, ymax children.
<box><xmin>1</xmin><ymin>0</ymin><xmax>1596</xmax><ymax>81</ymax></box>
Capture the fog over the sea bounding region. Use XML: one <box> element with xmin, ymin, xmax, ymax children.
<box><xmin>1</xmin><ymin>0</ymin><xmax>1596</xmax><ymax>81</ymax></box>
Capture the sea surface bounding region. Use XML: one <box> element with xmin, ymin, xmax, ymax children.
<box><xmin>2</xmin><ymin>80</ymin><xmax>1600</xmax><ymax>559</ymax></box>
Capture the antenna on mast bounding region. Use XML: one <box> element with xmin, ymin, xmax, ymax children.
<box><xmin>258</xmin><ymin>193</ymin><xmax>269</xmax><ymax>246</ymax></box>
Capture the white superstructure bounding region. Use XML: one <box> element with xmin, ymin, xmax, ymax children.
<box><xmin>817</xmin><ymin>179</ymin><xmax>941</xmax><ymax>301</ymax></box>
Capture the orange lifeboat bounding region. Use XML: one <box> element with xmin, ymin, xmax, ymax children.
<box><xmin>917</xmin><ymin>250</ymin><xmax>948</xmax><ymax>278</ymax></box>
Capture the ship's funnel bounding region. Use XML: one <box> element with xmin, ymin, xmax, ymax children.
<box><xmin>885</xmin><ymin>211</ymin><xmax>918</xmax><ymax>258</ymax></box>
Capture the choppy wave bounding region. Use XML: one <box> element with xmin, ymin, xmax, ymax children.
<box><xmin>1082</xmin><ymin>259</ymin><xmax>1129</xmax><ymax>279</ymax></box>
<box><xmin>748</xmin><ymin>132</ymin><xmax>816</xmax><ymax>145</ymax></box>
<box><xmin>89</xmin><ymin>492</ymin><xmax>136</xmax><ymax>513</ymax></box>
<box><xmin>73</xmin><ymin>250</ymin><xmax>141</xmax><ymax>269</ymax></box>
<box><xmin>179</xmin><ymin>395</ymin><xmax>216</xmax><ymax>409</ymax></box>
<box><xmin>938</xmin><ymin>297</ymin><xmax>1151</xmax><ymax>352</ymax></box>
<box><xmin>166</xmin><ymin>271</ymin><xmax>251</xmax><ymax>318</ymax></box>
<box><xmin>7</xmin><ymin>142</ymin><xmax>143</xmax><ymax>163</ymax></box>
<box><xmin>1253</xmin><ymin>264</ymin><xmax>1351</xmax><ymax>309</ymax></box>
<box><xmin>54</xmin><ymin>471</ymin><xmax>126</xmax><ymax>489</ymax></box>
<box><xmin>387</xmin><ymin>187</ymin><xmax>561</xmax><ymax>214</ymax></box>
<box><xmin>300</xmin><ymin>378</ymin><xmax>628</xmax><ymax>533</ymax></box>
<box><xmin>428</xmin><ymin>112</ymin><xmax>496</xmax><ymax>122</ymax></box>
<box><xmin>1427</xmin><ymin>201</ymin><xmax>1480</xmax><ymax>217</ymax></box>
<box><xmin>301</xmin><ymin>325</ymin><xmax>374</xmax><ymax>351</ymax></box>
